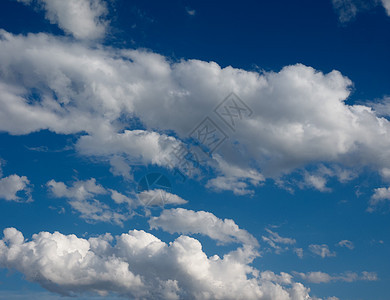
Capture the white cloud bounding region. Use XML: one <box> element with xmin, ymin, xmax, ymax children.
<box><xmin>0</xmin><ymin>158</ymin><xmax>3</xmax><ymax>177</ymax></box>
<box><xmin>0</xmin><ymin>174</ymin><xmax>32</xmax><ymax>202</ymax></box>
<box><xmin>109</xmin><ymin>156</ymin><xmax>133</xmax><ymax>180</ymax></box>
<box><xmin>0</xmin><ymin>227</ymin><xmax>315</xmax><ymax>299</ymax></box>
<box><xmin>205</xmin><ymin>154</ymin><xmax>265</xmax><ymax>195</ymax></box>
<box><xmin>138</xmin><ymin>190</ymin><xmax>187</xmax><ymax>207</ymax></box>
<box><xmin>185</xmin><ymin>7</ymin><xmax>196</xmax><ymax>16</ymax></box>
<box><xmin>361</xmin><ymin>271</ymin><xmax>378</xmax><ymax>281</ymax></box>
<box><xmin>47</xmin><ymin>178</ymin><xmax>188</xmax><ymax>224</ymax></box>
<box><xmin>332</xmin><ymin>0</ymin><xmax>390</xmax><ymax>23</ymax></box>
<box><xmin>308</xmin><ymin>244</ymin><xmax>336</xmax><ymax>258</ymax></box>
<box><xmin>294</xmin><ymin>248</ymin><xmax>304</xmax><ymax>259</ymax></box>
<box><xmin>337</xmin><ymin>240</ymin><xmax>354</xmax><ymax>250</ymax></box>
<box><xmin>294</xmin><ymin>271</ymin><xmax>378</xmax><ymax>283</ymax></box>
<box><xmin>47</xmin><ymin>178</ymin><xmax>130</xmax><ymax>225</ymax></box>
<box><xmin>16</xmin><ymin>0</ymin><xmax>108</xmax><ymax>40</ymax></box>
<box><xmin>76</xmin><ymin>130</ymin><xmax>182</xmax><ymax>172</ymax></box>
<box><xmin>1</xmin><ymin>30</ymin><xmax>390</xmax><ymax>193</ymax></box>
<box><xmin>369</xmin><ymin>187</ymin><xmax>390</xmax><ymax>211</ymax></box>
<box><xmin>381</xmin><ymin>0</ymin><xmax>390</xmax><ymax>15</ymax></box>
<box><xmin>332</xmin><ymin>0</ymin><xmax>359</xmax><ymax>23</ymax></box>
<box><xmin>47</xmin><ymin>178</ymin><xmax>106</xmax><ymax>200</ymax></box>
<box><xmin>149</xmin><ymin>208</ymin><xmax>258</xmax><ymax>247</ymax></box>
<box><xmin>262</xmin><ymin>229</ymin><xmax>296</xmax><ymax>254</ymax></box>
<box><xmin>294</xmin><ymin>271</ymin><xmax>333</xmax><ymax>284</ymax></box>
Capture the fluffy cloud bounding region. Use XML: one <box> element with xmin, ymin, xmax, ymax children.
<box><xmin>149</xmin><ymin>208</ymin><xmax>258</xmax><ymax>247</ymax></box>
<box><xmin>294</xmin><ymin>271</ymin><xmax>378</xmax><ymax>283</ymax></box>
<box><xmin>47</xmin><ymin>178</ymin><xmax>188</xmax><ymax>224</ymax></box>
<box><xmin>16</xmin><ymin>0</ymin><xmax>108</xmax><ymax>40</ymax></box>
<box><xmin>47</xmin><ymin>178</ymin><xmax>130</xmax><ymax>225</ymax></box>
<box><xmin>337</xmin><ymin>240</ymin><xmax>354</xmax><ymax>250</ymax></box>
<box><xmin>368</xmin><ymin>187</ymin><xmax>390</xmax><ymax>211</ymax></box>
<box><xmin>1</xmin><ymin>30</ymin><xmax>390</xmax><ymax>194</ymax></box>
<box><xmin>308</xmin><ymin>244</ymin><xmax>336</xmax><ymax>258</ymax></box>
<box><xmin>0</xmin><ymin>227</ymin><xmax>315</xmax><ymax>300</ymax></box>
<box><xmin>0</xmin><ymin>174</ymin><xmax>32</xmax><ymax>202</ymax></box>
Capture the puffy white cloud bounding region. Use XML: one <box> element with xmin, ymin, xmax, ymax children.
<box><xmin>76</xmin><ymin>130</ymin><xmax>182</xmax><ymax>171</ymax></box>
<box><xmin>369</xmin><ymin>187</ymin><xmax>390</xmax><ymax>211</ymax></box>
<box><xmin>0</xmin><ymin>174</ymin><xmax>32</xmax><ymax>202</ymax></box>
<box><xmin>47</xmin><ymin>178</ymin><xmax>106</xmax><ymax>200</ymax></box>
<box><xmin>16</xmin><ymin>0</ymin><xmax>108</xmax><ymax>40</ymax></box>
<box><xmin>1</xmin><ymin>30</ymin><xmax>390</xmax><ymax>193</ymax></box>
<box><xmin>308</xmin><ymin>244</ymin><xmax>336</xmax><ymax>258</ymax></box>
<box><xmin>294</xmin><ymin>271</ymin><xmax>378</xmax><ymax>283</ymax></box>
<box><xmin>336</xmin><ymin>240</ymin><xmax>354</xmax><ymax>250</ymax></box>
<box><xmin>0</xmin><ymin>227</ymin><xmax>315</xmax><ymax>299</ymax></box>
<box><xmin>149</xmin><ymin>208</ymin><xmax>258</xmax><ymax>247</ymax></box>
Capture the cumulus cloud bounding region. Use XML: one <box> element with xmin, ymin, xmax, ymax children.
<box><xmin>368</xmin><ymin>187</ymin><xmax>390</xmax><ymax>211</ymax></box>
<box><xmin>337</xmin><ymin>240</ymin><xmax>354</xmax><ymax>250</ymax></box>
<box><xmin>308</xmin><ymin>244</ymin><xmax>336</xmax><ymax>258</ymax></box>
<box><xmin>0</xmin><ymin>174</ymin><xmax>32</xmax><ymax>202</ymax></box>
<box><xmin>16</xmin><ymin>0</ymin><xmax>108</xmax><ymax>40</ymax></box>
<box><xmin>1</xmin><ymin>30</ymin><xmax>390</xmax><ymax>194</ymax></box>
<box><xmin>0</xmin><ymin>227</ymin><xmax>315</xmax><ymax>299</ymax></box>
<box><xmin>149</xmin><ymin>208</ymin><xmax>258</xmax><ymax>247</ymax></box>
<box><xmin>294</xmin><ymin>271</ymin><xmax>378</xmax><ymax>283</ymax></box>
<box><xmin>47</xmin><ymin>178</ymin><xmax>131</xmax><ymax>225</ymax></box>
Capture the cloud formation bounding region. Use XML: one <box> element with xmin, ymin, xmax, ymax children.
<box><xmin>337</xmin><ymin>240</ymin><xmax>354</xmax><ymax>250</ymax></box>
<box><xmin>1</xmin><ymin>29</ymin><xmax>390</xmax><ymax>195</ymax></box>
<box><xmin>262</xmin><ymin>229</ymin><xmax>296</xmax><ymax>254</ymax></box>
<box><xmin>309</xmin><ymin>244</ymin><xmax>336</xmax><ymax>258</ymax></box>
<box><xmin>16</xmin><ymin>0</ymin><xmax>108</xmax><ymax>40</ymax></box>
<box><xmin>46</xmin><ymin>178</ymin><xmax>187</xmax><ymax>224</ymax></box>
<box><xmin>294</xmin><ymin>271</ymin><xmax>378</xmax><ymax>283</ymax></box>
<box><xmin>0</xmin><ymin>227</ymin><xmax>314</xmax><ymax>300</ymax></box>
<box><xmin>149</xmin><ymin>208</ymin><xmax>258</xmax><ymax>247</ymax></box>
<box><xmin>332</xmin><ymin>0</ymin><xmax>390</xmax><ymax>23</ymax></box>
<box><xmin>369</xmin><ymin>186</ymin><xmax>390</xmax><ymax>211</ymax></box>
<box><xmin>0</xmin><ymin>174</ymin><xmax>32</xmax><ymax>202</ymax></box>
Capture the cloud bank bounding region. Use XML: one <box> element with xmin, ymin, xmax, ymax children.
<box><xmin>0</xmin><ymin>227</ymin><xmax>314</xmax><ymax>300</ymax></box>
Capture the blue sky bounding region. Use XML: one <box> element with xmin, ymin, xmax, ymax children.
<box><xmin>0</xmin><ymin>0</ymin><xmax>389</xmax><ymax>299</ymax></box>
